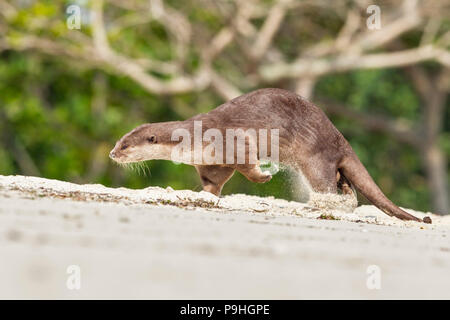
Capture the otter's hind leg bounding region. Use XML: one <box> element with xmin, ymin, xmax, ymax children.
<box><xmin>336</xmin><ymin>169</ymin><xmax>356</xmax><ymax>196</ymax></box>
<box><xmin>300</xmin><ymin>160</ymin><xmax>337</xmax><ymax>194</ymax></box>
<box><xmin>301</xmin><ymin>160</ymin><xmax>358</xmax><ymax>212</ymax></box>
<box><xmin>195</xmin><ymin>165</ymin><xmax>235</xmax><ymax>196</ymax></box>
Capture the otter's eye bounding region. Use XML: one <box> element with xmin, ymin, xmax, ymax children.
<box><xmin>121</xmin><ymin>144</ymin><xmax>129</xmax><ymax>150</ymax></box>
<box><xmin>147</xmin><ymin>136</ymin><xmax>157</xmax><ymax>143</ymax></box>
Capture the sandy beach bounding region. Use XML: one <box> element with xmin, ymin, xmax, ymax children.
<box><xmin>0</xmin><ymin>175</ymin><xmax>449</xmax><ymax>299</ymax></box>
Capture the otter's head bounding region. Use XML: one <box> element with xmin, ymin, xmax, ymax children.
<box><xmin>109</xmin><ymin>123</ymin><xmax>176</xmax><ymax>163</ymax></box>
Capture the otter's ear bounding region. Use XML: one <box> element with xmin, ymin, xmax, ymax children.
<box><xmin>147</xmin><ymin>135</ymin><xmax>157</xmax><ymax>143</ymax></box>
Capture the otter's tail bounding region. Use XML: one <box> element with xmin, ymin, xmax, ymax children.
<box><xmin>339</xmin><ymin>153</ymin><xmax>431</xmax><ymax>224</ymax></box>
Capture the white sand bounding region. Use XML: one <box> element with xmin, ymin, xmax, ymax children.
<box><xmin>0</xmin><ymin>174</ymin><xmax>449</xmax><ymax>299</ymax></box>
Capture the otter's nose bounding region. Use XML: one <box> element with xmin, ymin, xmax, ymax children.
<box><xmin>109</xmin><ymin>150</ymin><xmax>116</xmax><ymax>159</ymax></box>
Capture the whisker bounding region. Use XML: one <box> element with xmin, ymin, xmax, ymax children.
<box><xmin>114</xmin><ymin>160</ymin><xmax>152</xmax><ymax>178</ymax></box>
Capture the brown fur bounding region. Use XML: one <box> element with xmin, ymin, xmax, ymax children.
<box><xmin>111</xmin><ymin>88</ymin><xmax>431</xmax><ymax>223</ymax></box>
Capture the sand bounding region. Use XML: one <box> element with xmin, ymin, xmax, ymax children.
<box><xmin>0</xmin><ymin>174</ymin><xmax>449</xmax><ymax>299</ymax></box>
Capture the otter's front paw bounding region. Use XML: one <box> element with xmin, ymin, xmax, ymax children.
<box><xmin>260</xmin><ymin>171</ymin><xmax>272</xmax><ymax>183</ymax></box>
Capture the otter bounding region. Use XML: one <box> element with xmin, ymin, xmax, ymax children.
<box><xmin>110</xmin><ymin>88</ymin><xmax>431</xmax><ymax>224</ymax></box>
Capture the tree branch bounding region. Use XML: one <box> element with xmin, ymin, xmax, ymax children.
<box><xmin>251</xmin><ymin>0</ymin><xmax>291</xmax><ymax>61</ymax></box>
<box><xmin>260</xmin><ymin>45</ymin><xmax>450</xmax><ymax>81</ymax></box>
<box><xmin>317</xmin><ymin>99</ymin><xmax>421</xmax><ymax>147</ymax></box>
